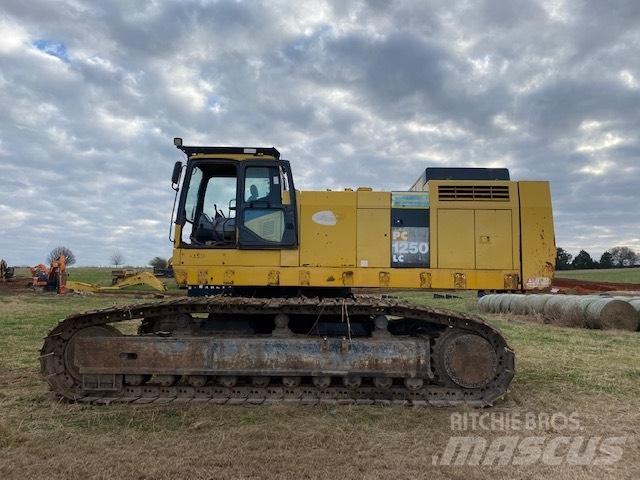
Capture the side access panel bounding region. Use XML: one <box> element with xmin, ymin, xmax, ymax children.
<box><xmin>300</xmin><ymin>191</ymin><xmax>357</xmax><ymax>267</ymax></box>
<box><xmin>475</xmin><ymin>210</ymin><xmax>513</xmax><ymax>270</ymax></box>
<box><xmin>357</xmin><ymin>209</ymin><xmax>390</xmax><ymax>268</ymax></box>
<box><xmin>437</xmin><ymin>209</ymin><xmax>475</xmax><ymax>269</ymax></box>
<box><xmin>518</xmin><ymin>182</ymin><xmax>556</xmax><ymax>290</ymax></box>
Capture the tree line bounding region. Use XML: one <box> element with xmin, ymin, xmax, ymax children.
<box><xmin>556</xmin><ymin>246</ymin><xmax>638</xmax><ymax>270</ymax></box>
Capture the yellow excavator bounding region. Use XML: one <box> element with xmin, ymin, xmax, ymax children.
<box><xmin>40</xmin><ymin>138</ymin><xmax>555</xmax><ymax>406</ymax></box>
<box><xmin>67</xmin><ymin>271</ymin><xmax>167</xmax><ymax>294</ymax></box>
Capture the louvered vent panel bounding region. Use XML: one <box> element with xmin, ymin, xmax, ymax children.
<box><xmin>438</xmin><ymin>185</ymin><xmax>510</xmax><ymax>201</ymax></box>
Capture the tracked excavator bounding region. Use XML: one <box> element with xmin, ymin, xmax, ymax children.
<box><xmin>40</xmin><ymin>138</ymin><xmax>556</xmax><ymax>406</ymax></box>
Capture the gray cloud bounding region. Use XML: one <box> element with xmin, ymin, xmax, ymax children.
<box><xmin>0</xmin><ymin>0</ymin><xmax>638</xmax><ymax>266</ymax></box>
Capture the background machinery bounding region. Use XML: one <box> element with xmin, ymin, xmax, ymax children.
<box><xmin>1</xmin><ymin>259</ymin><xmax>15</xmax><ymax>281</ymax></box>
<box><xmin>31</xmin><ymin>256</ymin><xmax>67</xmax><ymax>293</ymax></box>
<box><xmin>40</xmin><ymin>139</ymin><xmax>556</xmax><ymax>406</ymax></box>
<box><xmin>67</xmin><ymin>271</ymin><xmax>167</xmax><ymax>294</ymax></box>
<box><xmin>29</xmin><ymin>258</ymin><xmax>166</xmax><ymax>294</ymax></box>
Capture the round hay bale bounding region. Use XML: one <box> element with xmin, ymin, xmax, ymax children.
<box><xmin>485</xmin><ymin>295</ymin><xmax>503</xmax><ymax>313</ymax></box>
<box><xmin>612</xmin><ymin>296</ymin><xmax>639</xmax><ymax>302</ymax></box>
<box><xmin>543</xmin><ymin>296</ymin><xmax>568</xmax><ymax>322</ymax></box>
<box><xmin>583</xmin><ymin>298</ymin><xmax>639</xmax><ymax>331</ymax></box>
<box><xmin>575</xmin><ymin>296</ymin><xmax>600</xmax><ymax>314</ymax></box>
<box><xmin>487</xmin><ymin>294</ymin><xmax>505</xmax><ymax>313</ymax></box>
<box><xmin>496</xmin><ymin>294</ymin><xmax>517</xmax><ymax>313</ymax></box>
<box><xmin>524</xmin><ymin>294</ymin><xmax>554</xmax><ymax>315</ymax></box>
<box><xmin>509</xmin><ymin>295</ymin><xmax>531</xmax><ymax>315</ymax></box>
<box><xmin>555</xmin><ymin>297</ymin><xmax>586</xmax><ymax>327</ymax></box>
<box><xmin>477</xmin><ymin>295</ymin><xmax>493</xmax><ymax>313</ymax></box>
<box><xmin>628</xmin><ymin>299</ymin><xmax>640</xmax><ymax>314</ymax></box>
<box><xmin>626</xmin><ymin>300</ymin><xmax>640</xmax><ymax>331</ymax></box>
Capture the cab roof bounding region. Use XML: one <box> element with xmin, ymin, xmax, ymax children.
<box><xmin>176</xmin><ymin>143</ymin><xmax>280</xmax><ymax>160</ymax></box>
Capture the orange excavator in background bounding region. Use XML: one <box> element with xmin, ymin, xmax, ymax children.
<box><xmin>30</xmin><ymin>256</ymin><xmax>67</xmax><ymax>294</ymax></box>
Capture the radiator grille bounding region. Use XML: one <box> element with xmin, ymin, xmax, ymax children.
<box><xmin>438</xmin><ymin>185</ymin><xmax>510</xmax><ymax>201</ymax></box>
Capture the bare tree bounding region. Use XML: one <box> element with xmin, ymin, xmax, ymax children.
<box><xmin>48</xmin><ymin>246</ymin><xmax>76</xmax><ymax>265</ymax></box>
<box><xmin>110</xmin><ymin>251</ymin><xmax>125</xmax><ymax>267</ymax></box>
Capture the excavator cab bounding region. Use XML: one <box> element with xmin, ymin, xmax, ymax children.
<box><xmin>172</xmin><ymin>139</ymin><xmax>298</xmax><ymax>249</ymax></box>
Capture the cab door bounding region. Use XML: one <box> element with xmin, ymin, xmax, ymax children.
<box><xmin>238</xmin><ymin>161</ymin><xmax>298</xmax><ymax>248</ymax></box>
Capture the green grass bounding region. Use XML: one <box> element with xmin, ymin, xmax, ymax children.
<box><xmin>0</xmin><ymin>291</ymin><xmax>638</xmax><ymax>479</ymax></box>
<box><xmin>492</xmin><ymin>317</ymin><xmax>640</xmax><ymax>398</ymax></box>
<box><xmin>0</xmin><ymin>295</ymin><xmax>130</xmax><ymax>369</ymax></box>
<box><xmin>396</xmin><ymin>291</ymin><xmax>640</xmax><ymax>399</ymax></box>
<box><xmin>397</xmin><ymin>290</ymin><xmax>478</xmax><ymax>313</ymax></box>
<box><xmin>555</xmin><ymin>267</ymin><xmax>640</xmax><ymax>283</ymax></box>
<box><xmin>66</xmin><ymin>267</ymin><xmax>116</xmax><ymax>285</ymax></box>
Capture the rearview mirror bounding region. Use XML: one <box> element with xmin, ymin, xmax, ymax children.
<box><xmin>171</xmin><ymin>161</ymin><xmax>182</xmax><ymax>186</ymax></box>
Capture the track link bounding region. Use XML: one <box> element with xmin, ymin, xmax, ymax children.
<box><xmin>40</xmin><ymin>296</ymin><xmax>515</xmax><ymax>407</ymax></box>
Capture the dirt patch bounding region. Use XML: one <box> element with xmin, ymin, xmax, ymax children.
<box><xmin>553</xmin><ymin>277</ymin><xmax>640</xmax><ymax>294</ymax></box>
<box><xmin>0</xmin><ymin>278</ymin><xmax>34</xmax><ymax>295</ymax></box>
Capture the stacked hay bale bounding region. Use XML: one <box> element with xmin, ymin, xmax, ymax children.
<box><xmin>628</xmin><ymin>298</ymin><xmax>640</xmax><ymax>316</ymax></box>
<box><xmin>478</xmin><ymin>293</ymin><xmax>639</xmax><ymax>331</ymax></box>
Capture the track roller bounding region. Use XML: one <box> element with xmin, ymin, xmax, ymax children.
<box><xmin>187</xmin><ymin>375</ymin><xmax>208</xmax><ymax>387</ymax></box>
<box><xmin>342</xmin><ymin>376</ymin><xmax>362</xmax><ymax>388</ymax></box>
<box><xmin>155</xmin><ymin>375</ymin><xmax>178</xmax><ymax>387</ymax></box>
<box><xmin>373</xmin><ymin>377</ymin><xmax>393</xmax><ymax>389</ymax></box>
<box><xmin>217</xmin><ymin>376</ymin><xmax>238</xmax><ymax>387</ymax></box>
<box><xmin>312</xmin><ymin>376</ymin><xmax>331</xmax><ymax>389</ymax></box>
<box><xmin>251</xmin><ymin>376</ymin><xmax>270</xmax><ymax>387</ymax></box>
<box><xmin>404</xmin><ymin>378</ymin><xmax>424</xmax><ymax>391</ymax></box>
<box><xmin>124</xmin><ymin>374</ymin><xmax>150</xmax><ymax>386</ymax></box>
<box><xmin>282</xmin><ymin>376</ymin><xmax>301</xmax><ymax>387</ymax></box>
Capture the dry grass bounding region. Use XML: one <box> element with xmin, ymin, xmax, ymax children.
<box><xmin>0</xmin><ymin>292</ymin><xmax>638</xmax><ymax>479</ymax></box>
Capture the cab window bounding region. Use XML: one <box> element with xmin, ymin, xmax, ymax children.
<box><xmin>181</xmin><ymin>163</ymin><xmax>237</xmax><ymax>246</ymax></box>
<box><xmin>244</xmin><ymin>167</ymin><xmax>280</xmax><ymax>203</ymax></box>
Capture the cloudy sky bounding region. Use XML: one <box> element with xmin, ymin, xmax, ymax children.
<box><xmin>1</xmin><ymin>0</ymin><xmax>639</xmax><ymax>266</ymax></box>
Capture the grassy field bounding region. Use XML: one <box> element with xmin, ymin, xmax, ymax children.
<box><xmin>0</xmin><ymin>289</ymin><xmax>638</xmax><ymax>479</ymax></box>
<box><xmin>555</xmin><ymin>267</ymin><xmax>640</xmax><ymax>284</ymax></box>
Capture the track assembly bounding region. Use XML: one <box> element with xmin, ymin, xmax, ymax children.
<box><xmin>40</xmin><ymin>296</ymin><xmax>515</xmax><ymax>407</ymax></box>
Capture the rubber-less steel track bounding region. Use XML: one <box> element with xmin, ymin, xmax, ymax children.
<box><xmin>40</xmin><ymin>296</ymin><xmax>515</xmax><ymax>407</ymax></box>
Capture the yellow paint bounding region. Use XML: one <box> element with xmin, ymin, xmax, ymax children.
<box><xmin>357</xmin><ymin>209</ymin><xmax>390</xmax><ymax>267</ymax></box>
<box><xmin>68</xmin><ymin>272</ymin><xmax>166</xmax><ymax>293</ymax></box>
<box><xmin>280</xmin><ymin>249</ymin><xmax>299</xmax><ymax>267</ymax></box>
<box><xmin>518</xmin><ymin>181</ymin><xmax>556</xmax><ymax>289</ymax></box>
<box><xmin>179</xmin><ymin>249</ymin><xmax>280</xmax><ymax>266</ymax></box>
<box><xmin>437</xmin><ymin>209</ymin><xmax>475</xmax><ymax>269</ymax></box>
<box><xmin>299</xmin><ymin>191</ymin><xmax>357</xmax><ymax>267</ymax></box>
<box><xmin>357</xmin><ymin>190</ymin><xmax>390</xmax><ymax>209</ymax></box>
<box><xmin>173</xmin><ymin>159</ymin><xmax>555</xmax><ymax>292</ymax></box>
<box><xmin>474</xmin><ymin>210</ymin><xmax>513</xmax><ymax>269</ymax></box>
<box><xmin>175</xmin><ymin>264</ymin><xmax>520</xmax><ymax>291</ymax></box>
